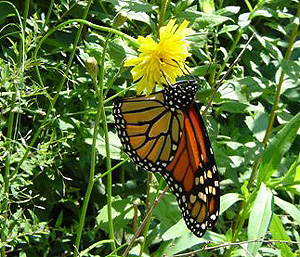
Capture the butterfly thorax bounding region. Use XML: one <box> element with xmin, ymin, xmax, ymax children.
<box><xmin>164</xmin><ymin>81</ymin><xmax>197</xmax><ymax>111</ymax></box>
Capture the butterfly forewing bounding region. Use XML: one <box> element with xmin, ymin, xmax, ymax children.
<box><xmin>113</xmin><ymin>91</ymin><xmax>184</xmax><ymax>172</ymax></box>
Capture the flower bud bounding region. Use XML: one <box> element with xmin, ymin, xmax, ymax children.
<box><xmin>113</xmin><ymin>11</ymin><xmax>127</xmax><ymax>28</ymax></box>
<box><xmin>85</xmin><ymin>57</ymin><xmax>98</xmax><ymax>78</ymax></box>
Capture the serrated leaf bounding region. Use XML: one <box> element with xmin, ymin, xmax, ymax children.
<box><xmin>247</xmin><ymin>183</ymin><xmax>273</xmax><ymax>256</ymax></box>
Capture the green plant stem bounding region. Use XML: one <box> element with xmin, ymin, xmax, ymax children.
<box><xmin>247</xmin><ymin>2</ymin><xmax>300</xmax><ymax>190</ymax></box>
<box><xmin>100</xmin><ymin>32</ymin><xmax>116</xmax><ymax>252</ymax></box>
<box><xmin>74</xmin><ymin>103</ymin><xmax>102</xmax><ymax>255</ymax></box>
<box><xmin>243</xmin><ymin>0</ymin><xmax>253</xmax><ymax>12</ymax></box>
<box><xmin>224</xmin><ymin>190</ymin><xmax>257</xmax><ymax>257</ymax></box>
<box><xmin>94</xmin><ymin>158</ymin><xmax>130</xmax><ymax>183</ymax></box>
<box><xmin>158</xmin><ymin>0</ymin><xmax>170</xmax><ymax>28</ymax></box>
<box><xmin>18</xmin><ymin>0</ymin><xmax>29</xmax><ymax>69</ymax></box>
<box><xmin>74</xmin><ymin>27</ymin><xmax>116</xmax><ymax>253</ymax></box>
<box><xmin>42</xmin><ymin>0</ymin><xmax>55</xmax><ymax>33</ymax></box>
<box><xmin>262</xmin><ymin>14</ymin><xmax>300</xmax><ymax>145</ymax></box>
<box><xmin>101</xmin><ymin>104</ymin><xmax>115</xmax><ymax>251</ymax></box>
<box><xmin>226</xmin><ymin>5</ymin><xmax>300</xmax><ymax>257</ymax></box>
<box><xmin>138</xmin><ymin>172</ymin><xmax>153</xmax><ymax>256</ymax></box>
<box><xmin>1</xmin><ymin>3</ymin><xmax>25</xmax><ymax>256</ymax></box>
<box><xmin>2</xmin><ymin>89</ymin><xmax>17</xmax><ymax>257</ymax></box>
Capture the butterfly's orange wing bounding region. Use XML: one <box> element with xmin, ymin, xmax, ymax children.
<box><xmin>113</xmin><ymin>82</ymin><xmax>220</xmax><ymax>237</ymax></box>
<box><xmin>162</xmin><ymin>104</ymin><xmax>219</xmax><ymax>237</ymax></box>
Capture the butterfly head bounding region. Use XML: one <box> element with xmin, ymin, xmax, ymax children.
<box><xmin>164</xmin><ymin>80</ymin><xmax>197</xmax><ymax>110</ymax></box>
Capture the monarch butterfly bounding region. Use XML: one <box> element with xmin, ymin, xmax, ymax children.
<box><xmin>113</xmin><ymin>80</ymin><xmax>219</xmax><ymax>237</ymax></box>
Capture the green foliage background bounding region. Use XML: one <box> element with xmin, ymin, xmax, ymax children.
<box><xmin>0</xmin><ymin>0</ymin><xmax>300</xmax><ymax>256</ymax></box>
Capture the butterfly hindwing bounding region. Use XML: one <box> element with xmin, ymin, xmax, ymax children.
<box><xmin>162</xmin><ymin>103</ymin><xmax>219</xmax><ymax>237</ymax></box>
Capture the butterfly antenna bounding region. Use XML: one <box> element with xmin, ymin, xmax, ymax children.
<box><xmin>170</xmin><ymin>58</ymin><xmax>193</xmax><ymax>82</ymax></box>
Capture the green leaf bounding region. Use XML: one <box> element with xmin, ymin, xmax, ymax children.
<box><xmin>245</xmin><ymin>111</ymin><xmax>268</xmax><ymax>142</ymax></box>
<box><xmin>151</xmin><ymin>190</ymin><xmax>181</xmax><ymax>231</ymax></box>
<box><xmin>96</xmin><ymin>196</ymin><xmax>134</xmax><ymax>233</ymax></box>
<box><xmin>220</xmin><ymin>193</ymin><xmax>242</xmax><ymax>215</ymax></box>
<box><xmin>270</xmin><ymin>214</ymin><xmax>295</xmax><ymax>257</ymax></box>
<box><xmin>199</xmin><ymin>0</ymin><xmax>215</xmax><ymax>14</ymax></box>
<box><xmin>247</xmin><ymin>183</ymin><xmax>273</xmax><ymax>256</ymax></box>
<box><xmin>55</xmin><ymin>211</ymin><xmax>64</xmax><ymax>228</ymax></box>
<box><xmin>257</xmin><ymin>110</ymin><xmax>300</xmax><ymax>186</ymax></box>
<box><xmin>216</xmin><ymin>6</ymin><xmax>240</xmax><ymax>17</ymax></box>
<box><xmin>176</xmin><ymin>10</ymin><xmax>232</xmax><ymax>29</ymax></box>
<box><xmin>162</xmin><ymin>225</ymin><xmax>225</xmax><ymax>255</ymax></box>
<box><xmin>274</xmin><ymin>196</ymin><xmax>300</xmax><ymax>225</ymax></box>
<box><xmin>269</xmin><ymin>151</ymin><xmax>300</xmax><ymax>193</ymax></box>
<box><xmin>162</xmin><ymin>218</ymin><xmax>194</xmax><ymax>240</ymax></box>
<box><xmin>255</xmin><ymin>32</ymin><xmax>283</xmax><ymax>60</ymax></box>
<box><xmin>85</xmin><ymin>130</ymin><xmax>122</xmax><ymax>160</ymax></box>
<box><xmin>108</xmin><ymin>38</ymin><xmax>136</xmax><ymax>66</ymax></box>
<box><xmin>219</xmin><ymin>101</ymin><xmax>249</xmax><ymax>113</ymax></box>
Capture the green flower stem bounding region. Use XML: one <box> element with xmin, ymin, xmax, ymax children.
<box><xmin>100</xmin><ymin>32</ymin><xmax>116</xmax><ymax>252</ymax></box>
<box><xmin>158</xmin><ymin>0</ymin><xmax>170</xmax><ymax>28</ymax></box>
<box><xmin>101</xmin><ymin>104</ymin><xmax>115</xmax><ymax>251</ymax></box>
<box><xmin>248</xmin><ymin>2</ymin><xmax>300</xmax><ymax>190</ymax></box>
<box><xmin>2</xmin><ymin>89</ymin><xmax>17</xmax><ymax>257</ymax></box>
<box><xmin>75</xmin><ymin>28</ymin><xmax>116</xmax><ymax>252</ymax></box>
<box><xmin>74</xmin><ymin>103</ymin><xmax>102</xmax><ymax>256</ymax></box>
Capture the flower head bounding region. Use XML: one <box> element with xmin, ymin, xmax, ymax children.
<box><xmin>124</xmin><ymin>19</ymin><xmax>192</xmax><ymax>95</ymax></box>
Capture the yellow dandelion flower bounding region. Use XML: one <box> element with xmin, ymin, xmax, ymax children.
<box><xmin>124</xmin><ymin>19</ymin><xmax>193</xmax><ymax>95</ymax></box>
